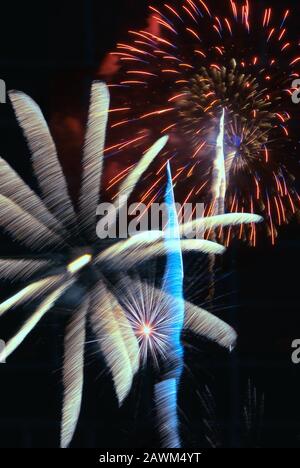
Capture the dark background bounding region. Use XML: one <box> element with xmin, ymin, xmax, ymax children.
<box><xmin>0</xmin><ymin>0</ymin><xmax>299</xmax><ymax>448</ymax></box>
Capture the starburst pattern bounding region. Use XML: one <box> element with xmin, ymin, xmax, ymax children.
<box><xmin>106</xmin><ymin>0</ymin><xmax>300</xmax><ymax>245</ymax></box>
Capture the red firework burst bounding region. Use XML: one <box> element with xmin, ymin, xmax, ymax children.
<box><xmin>101</xmin><ymin>0</ymin><xmax>300</xmax><ymax>246</ymax></box>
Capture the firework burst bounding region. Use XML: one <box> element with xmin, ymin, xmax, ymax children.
<box><xmin>118</xmin><ymin>276</ymin><xmax>175</xmax><ymax>367</ymax></box>
<box><xmin>0</xmin><ymin>82</ymin><xmax>168</xmax><ymax>448</ymax></box>
<box><xmin>105</xmin><ymin>0</ymin><xmax>300</xmax><ymax>245</ymax></box>
<box><xmin>0</xmin><ymin>81</ymin><xmax>262</xmax><ymax>448</ymax></box>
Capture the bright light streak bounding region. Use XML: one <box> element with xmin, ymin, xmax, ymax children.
<box><xmin>68</xmin><ymin>254</ymin><xmax>92</xmax><ymax>274</ymax></box>
<box><xmin>212</xmin><ymin>108</ymin><xmax>226</xmax><ymax>215</ymax></box>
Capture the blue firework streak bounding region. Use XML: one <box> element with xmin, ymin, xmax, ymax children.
<box><xmin>154</xmin><ymin>161</ymin><xmax>184</xmax><ymax>448</ymax></box>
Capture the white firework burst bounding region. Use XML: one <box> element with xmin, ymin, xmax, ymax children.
<box><xmin>0</xmin><ymin>81</ymin><xmax>262</xmax><ymax>448</ymax></box>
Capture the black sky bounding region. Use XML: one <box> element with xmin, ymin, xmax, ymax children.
<box><xmin>0</xmin><ymin>0</ymin><xmax>300</xmax><ymax>448</ymax></box>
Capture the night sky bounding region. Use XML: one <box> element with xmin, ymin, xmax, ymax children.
<box><xmin>0</xmin><ymin>0</ymin><xmax>300</xmax><ymax>448</ymax></box>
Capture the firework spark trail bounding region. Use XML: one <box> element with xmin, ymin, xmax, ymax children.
<box><xmin>207</xmin><ymin>109</ymin><xmax>227</xmax><ymax>301</ymax></box>
<box><xmin>198</xmin><ymin>379</ymin><xmax>265</xmax><ymax>448</ymax></box>
<box><xmin>155</xmin><ymin>379</ymin><xmax>180</xmax><ymax>448</ymax></box>
<box><xmin>154</xmin><ymin>162</ymin><xmax>184</xmax><ymax>448</ymax></box>
<box><xmin>106</xmin><ymin>0</ymin><xmax>300</xmax><ymax>245</ymax></box>
<box><xmin>212</xmin><ymin>108</ymin><xmax>226</xmax><ymax>217</ymax></box>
